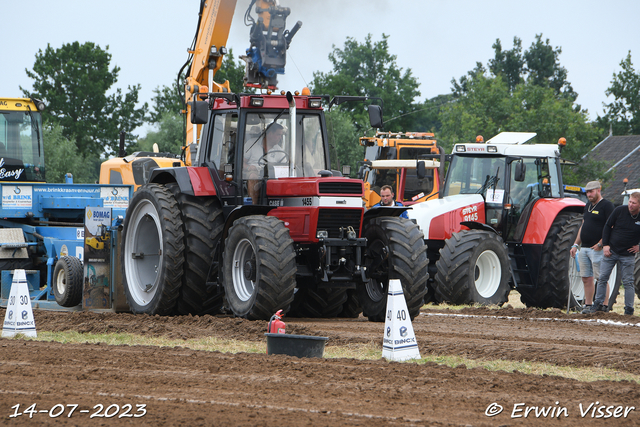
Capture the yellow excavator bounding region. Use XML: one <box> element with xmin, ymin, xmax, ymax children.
<box><xmin>358</xmin><ymin>131</ymin><xmax>443</xmax><ymax>208</ymax></box>
<box><xmin>100</xmin><ymin>0</ymin><xmax>301</xmax><ymax>188</ymax></box>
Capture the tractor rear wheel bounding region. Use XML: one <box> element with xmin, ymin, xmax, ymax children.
<box><xmin>359</xmin><ymin>217</ymin><xmax>428</xmax><ymax>322</ymax></box>
<box><xmin>121</xmin><ymin>184</ymin><xmax>184</xmax><ymax>315</ymax></box>
<box><xmin>434</xmin><ymin>230</ymin><xmax>510</xmax><ymax>306</ymax></box>
<box><xmin>520</xmin><ymin>213</ymin><xmax>581</xmax><ymax>309</ymax></box>
<box><xmin>53</xmin><ymin>256</ymin><xmax>84</xmax><ymax>307</ymax></box>
<box><xmin>222</xmin><ymin>216</ymin><xmax>296</xmax><ymax>320</ymax></box>
<box><xmin>170</xmin><ymin>188</ymin><xmax>225</xmax><ymax>315</ymax></box>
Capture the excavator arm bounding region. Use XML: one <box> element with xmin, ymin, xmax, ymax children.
<box><xmin>182</xmin><ymin>0</ymin><xmax>301</xmax><ymax>164</ymax></box>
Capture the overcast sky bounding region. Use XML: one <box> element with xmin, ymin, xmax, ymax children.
<box><xmin>3</xmin><ymin>0</ymin><xmax>639</xmax><ymax>136</ymax></box>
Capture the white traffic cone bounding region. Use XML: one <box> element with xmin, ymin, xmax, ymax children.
<box><xmin>2</xmin><ymin>269</ymin><xmax>36</xmax><ymax>338</ymax></box>
<box><xmin>382</xmin><ymin>279</ymin><xmax>420</xmax><ymax>361</ymax></box>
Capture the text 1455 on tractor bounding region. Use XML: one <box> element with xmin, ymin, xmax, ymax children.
<box><xmin>407</xmin><ymin>132</ymin><xmax>588</xmax><ymax>309</ymax></box>
<box><xmin>120</xmin><ymin>91</ymin><xmax>429</xmax><ymax>321</ymax></box>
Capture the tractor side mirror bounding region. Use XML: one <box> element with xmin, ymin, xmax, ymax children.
<box><xmin>514</xmin><ymin>161</ymin><xmax>526</xmax><ymax>182</ymax></box>
<box><xmin>191</xmin><ymin>100</ymin><xmax>209</xmax><ymax>125</ymax></box>
<box><xmin>416</xmin><ymin>161</ymin><xmax>426</xmax><ymax>179</ymax></box>
<box><xmin>368</xmin><ymin>105</ymin><xmax>383</xmax><ymax>129</ymax></box>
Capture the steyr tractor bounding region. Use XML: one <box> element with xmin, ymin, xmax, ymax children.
<box><xmin>120</xmin><ymin>92</ymin><xmax>428</xmax><ymax>321</ymax></box>
<box><xmin>408</xmin><ymin>132</ymin><xmax>587</xmax><ymax>309</ymax></box>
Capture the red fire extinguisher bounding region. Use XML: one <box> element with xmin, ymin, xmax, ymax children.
<box><xmin>268</xmin><ymin>310</ymin><xmax>286</xmax><ymax>334</ymax></box>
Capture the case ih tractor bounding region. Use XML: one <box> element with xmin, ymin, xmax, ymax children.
<box><xmin>408</xmin><ymin>132</ymin><xmax>585</xmax><ymax>308</ymax></box>
<box><xmin>120</xmin><ymin>91</ymin><xmax>428</xmax><ymax>321</ymax></box>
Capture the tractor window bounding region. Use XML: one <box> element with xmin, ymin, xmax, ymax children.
<box><xmin>403</xmin><ymin>168</ymin><xmax>435</xmax><ymax>202</ymax></box>
<box><xmin>299</xmin><ymin>115</ymin><xmax>327</xmax><ymax>177</ymax></box>
<box><xmin>509</xmin><ymin>158</ymin><xmax>541</xmax><ymax>208</ymax></box>
<box><xmin>0</xmin><ymin>110</ymin><xmax>45</xmax><ymax>182</ymax></box>
<box><xmin>444</xmin><ymin>155</ymin><xmax>505</xmax><ymax>196</ymax></box>
<box><xmin>208</xmin><ymin>112</ymin><xmax>238</xmax><ymax>179</ymax></box>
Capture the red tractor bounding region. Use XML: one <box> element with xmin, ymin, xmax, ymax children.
<box><xmin>120</xmin><ymin>91</ymin><xmax>428</xmax><ymax>321</ymax></box>
<box><xmin>408</xmin><ymin>132</ymin><xmax>587</xmax><ymax>308</ymax></box>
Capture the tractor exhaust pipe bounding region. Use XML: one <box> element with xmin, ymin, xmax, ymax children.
<box><xmin>118</xmin><ymin>131</ymin><xmax>126</xmax><ymax>157</ymax></box>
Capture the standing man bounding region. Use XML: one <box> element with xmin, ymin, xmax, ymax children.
<box><xmin>570</xmin><ymin>181</ymin><xmax>615</xmax><ymax>313</ymax></box>
<box><xmin>587</xmin><ymin>191</ymin><xmax>640</xmax><ymax>315</ymax></box>
<box><xmin>373</xmin><ymin>185</ymin><xmax>408</xmax><ymax>219</ymax></box>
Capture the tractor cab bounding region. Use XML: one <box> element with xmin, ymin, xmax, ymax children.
<box><xmin>191</xmin><ymin>92</ymin><xmax>362</xmax><ymax>209</ymax></box>
<box><xmin>443</xmin><ymin>132</ymin><xmax>565</xmax><ymax>241</ymax></box>
<box><xmin>0</xmin><ymin>98</ymin><xmax>46</xmax><ymax>182</ymax></box>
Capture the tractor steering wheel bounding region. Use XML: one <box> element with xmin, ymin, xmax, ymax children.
<box><xmin>258</xmin><ymin>150</ymin><xmax>289</xmax><ymax>165</ymax></box>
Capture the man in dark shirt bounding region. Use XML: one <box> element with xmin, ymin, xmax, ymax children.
<box><xmin>588</xmin><ymin>191</ymin><xmax>640</xmax><ymax>315</ymax></box>
<box><xmin>570</xmin><ymin>181</ymin><xmax>615</xmax><ymax>313</ymax></box>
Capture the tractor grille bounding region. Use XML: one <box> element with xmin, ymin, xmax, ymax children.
<box><xmin>317</xmin><ymin>208</ymin><xmax>362</xmax><ymax>238</ymax></box>
<box><xmin>319</xmin><ymin>181</ymin><xmax>362</xmax><ymax>195</ymax></box>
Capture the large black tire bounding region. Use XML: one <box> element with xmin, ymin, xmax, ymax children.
<box><xmin>121</xmin><ymin>184</ymin><xmax>185</xmax><ymax>315</ymax></box>
<box><xmin>434</xmin><ymin>230</ymin><xmax>511</xmax><ymax>305</ymax></box>
<box><xmin>222</xmin><ymin>216</ymin><xmax>297</xmax><ymax>320</ymax></box>
<box><xmin>519</xmin><ymin>213</ymin><xmax>581</xmax><ymax>309</ymax></box>
<box><xmin>53</xmin><ymin>256</ymin><xmax>84</xmax><ymax>307</ymax></box>
<box><xmin>170</xmin><ymin>189</ymin><xmax>225</xmax><ymax>315</ymax></box>
<box><xmin>358</xmin><ymin>217</ymin><xmax>429</xmax><ymax>322</ymax></box>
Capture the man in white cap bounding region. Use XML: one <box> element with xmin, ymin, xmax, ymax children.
<box><xmin>570</xmin><ymin>181</ymin><xmax>615</xmax><ymax>313</ymax></box>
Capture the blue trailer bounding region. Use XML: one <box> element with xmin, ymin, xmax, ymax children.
<box><xmin>0</xmin><ymin>97</ymin><xmax>132</xmax><ymax>310</ymax></box>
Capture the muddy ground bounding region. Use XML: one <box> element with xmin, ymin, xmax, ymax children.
<box><xmin>1</xmin><ymin>306</ymin><xmax>640</xmax><ymax>426</ymax></box>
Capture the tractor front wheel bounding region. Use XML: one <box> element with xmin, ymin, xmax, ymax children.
<box><xmin>359</xmin><ymin>217</ymin><xmax>429</xmax><ymax>322</ymax></box>
<box><xmin>434</xmin><ymin>230</ymin><xmax>511</xmax><ymax>306</ymax></box>
<box><xmin>222</xmin><ymin>216</ymin><xmax>296</xmax><ymax>320</ymax></box>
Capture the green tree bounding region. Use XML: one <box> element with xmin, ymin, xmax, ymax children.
<box><xmin>489</xmin><ymin>37</ymin><xmax>524</xmax><ymax>92</ymax></box>
<box><xmin>43</xmin><ymin>124</ymin><xmax>96</xmax><ymax>183</ymax></box>
<box><xmin>21</xmin><ymin>41</ymin><xmax>148</xmax><ymax>158</ymax></box>
<box><xmin>440</xmin><ymin>73</ymin><xmax>600</xmax><ymax>184</ymax></box>
<box><xmin>134</xmin><ymin>112</ymin><xmax>184</xmax><ymax>155</ymax></box>
<box><xmin>325</xmin><ymin>109</ymin><xmax>360</xmax><ymax>174</ymax></box>
<box><xmin>598</xmin><ymin>51</ymin><xmax>640</xmax><ymax>135</ymax></box>
<box><xmin>523</xmin><ymin>34</ymin><xmax>576</xmax><ymax>102</ymax></box>
<box><xmin>311</xmin><ymin>34</ymin><xmax>420</xmax><ymax>131</ymax></box>
<box><xmin>149</xmin><ymin>49</ymin><xmax>251</xmax><ymax>124</ymax></box>
<box><xmin>310</xmin><ymin>34</ymin><xmax>421</xmax><ymax>168</ymax></box>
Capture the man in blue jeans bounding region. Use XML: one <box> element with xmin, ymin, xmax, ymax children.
<box><xmin>570</xmin><ymin>181</ymin><xmax>615</xmax><ymax>313</ymax></box>
<box><xmin>588</xmin><ymin>191</ymin><xmax>640</xmax><ymax>315</ymax></box>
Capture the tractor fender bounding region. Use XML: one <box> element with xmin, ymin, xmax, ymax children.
<box><xmin>149</xmin><ymin>167</ymin><xmax>217</xmax><ymax>197</ymax></box>
<box><xmin>521</xmin><ymin>198</ymin><xmax>585</xmax><ymax>245</ymax></box>
<box><xmin>363</xmin><ymin>205</ymin><xmax>409</xmax><ymax>225</ymax></box>
<box><xmin>460</xmin><ymin>221</ymin><xmax>497</xmax><ymax>234</ymax></box>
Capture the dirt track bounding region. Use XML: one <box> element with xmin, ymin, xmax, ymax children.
<box><xmin>1</xmin><ymin>306</ymin><xmax>640</xmax><ymax>426</ymax></box>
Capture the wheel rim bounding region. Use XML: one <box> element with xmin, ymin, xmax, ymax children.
<box><xmin>475</xmin><ymin>250</ymin><xmax>501</xmax><ymax>299</ymax></box>
<box><xmin>55</xmin><ymin>268</ymin><xmax>67</xmax><ymax>295</ymax></box>
<box><xmin>232</xmin><ymin>238</ymin><xmax>257</xmax><ymax>302</ymax></box>
<box><xmin>124</xmin><ymin>199</ymin><xmax>163</xmax><ymax>306</ymax></box>
<box><xmin>568</xmin><ymin>254</ymin><xmax>584</xmax><ymax>304</ymax></box>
